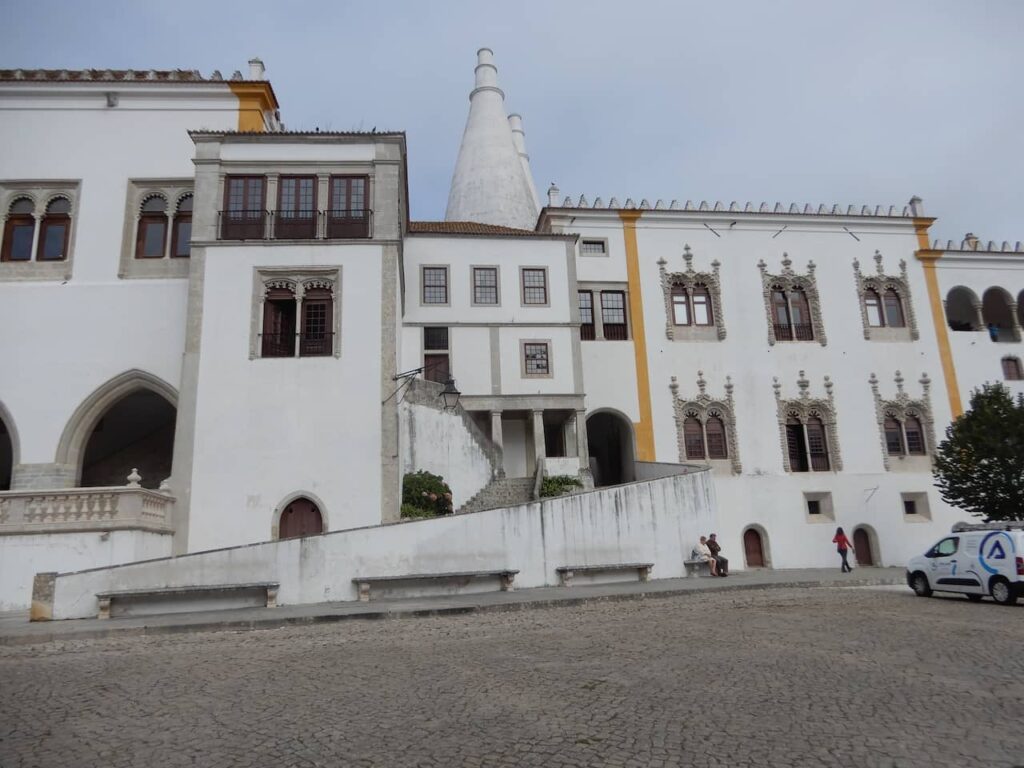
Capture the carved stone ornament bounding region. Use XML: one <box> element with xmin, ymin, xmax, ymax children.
<box><xmin>669</xmin><ymin>372</ymin><xmax>742</xmax><ymax>474</ymax></box>
<box><xmin>658</xmin><ymin>245</ymin><xmax>726</xmax><ymax>341</ymax></box>
<box><xmin>852</xmin><ymin>251</ymin><xmax>920</xmax><ymax>341</ymax></box>
<box><xmin>868</xmin><ymin>371</ymin><xmax>935</xmax><ymax>470</ymax></box>
<box><xmin>757</xmin><ymin>254</ymin><xmax>827</xmax><ymax>346</ymax></box>
<box><xmin>772</xmin><ymin>371</ymin><xmax>842</xmax><ymax>472</ymax></box>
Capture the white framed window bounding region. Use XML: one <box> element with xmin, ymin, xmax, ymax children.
<box><xmin>471</xmin><ymin>266</ymin><xmax>500</xmax><ymax>306</ymax></box>
<box><xmin>421</xmin><ymin>265</ymin><xmax>450</xmax><ymax>306</ymax></box>
<box><xmin>119</xmin><ymin>180</ymin><xmax>193</xmax><ymax>279</ymax></box>
<box><xmin>580</xmin><ymin>238</ymin><xmax>608</xmax><ymax>256</ymax></box>
<box><xmin>521</xmin><ymin>339</ymin><xmax>552</xmax><ymax>378</ymax></box>
<box><xmin>250</xmin><ymin>267</ymin><xmax>341</xmax><ymax>359</ymax></box>
<box><xmin>520</xmin><ymin>267</ymin><xmax>549</xmax><ymax>306</ymax></box>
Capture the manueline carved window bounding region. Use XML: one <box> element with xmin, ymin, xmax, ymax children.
<box><xmin>869</xmin><ymin>371</ymin><xmax>935</xmax><ymax>470</ymax></box>
<box><xmin>758</xmin><ymin>255</ymin><xmax>826</xmax><ymax>346</ymax></box>
<box><xmin>853</xmin><ymin>251</ymin><xmax>919</xmax><ymax>341</ymax></box>
<box><xmin>251</xmin><ymin>268</ymin><xmax>341</xmax><ymax>359</ymax></box>
<box><xmin>658</xmin><ymin>245</ymin><xmax>725</xmax><ymax>341</ymax></box>
<box><xmin>670</xmin><ymin>372</ymin><xmax>741</xmax><ymax>474</ymax></box>
<box><xmin>773</xmin><ymin>372</ymin><xmax>841</xmax><ymax>472</ymax></box>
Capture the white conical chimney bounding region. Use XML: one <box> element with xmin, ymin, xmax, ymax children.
<box><xmin>445</xmin><ymin>49</ymin><xmax>540</xmax><ymax>229</ymax></box>
<box><xmin>508</xmin><ymin>114</ymin><xmax>540</xmax><ymax>211</ymax></box>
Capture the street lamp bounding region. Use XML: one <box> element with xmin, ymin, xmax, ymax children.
<box><xmin>387</xmin><ymin>363</ymin><xmax>461</xmax><ymax>411</ymax></box>
<box><xmin>439</xmin><ymin>376</ymin><xmax>461</xmax><ymax>410</ymax></box>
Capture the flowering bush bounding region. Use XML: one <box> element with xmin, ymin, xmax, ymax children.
<box><xmin>401</xmin><ymin>471</ymin><xmax>454</xmax><ymax>518</ymax></box>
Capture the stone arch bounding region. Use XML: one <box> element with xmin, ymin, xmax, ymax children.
<box><xmin>741</xmin><ymin>524</ymin><xmax>771</xmax><ymax>569</ymax></box>
<box><xmin>272</xmin><ymin>491</ymin><xmax>328</xmax><ymax>540</ymax></box>
<box><xmin>55</xmin><ymin>369</ymin><xmax>178</xmax><ymax>485</ymax></box>
<box><xmin>852</xmin><ymin>524</ymin><xmax>881</xmax><ymax>566</ymax></box>
<box><xmin>981</xmin><ymin>286</ymin><xmax>1020</xmax><ymax>342</ymax></box>
<box><xmin>585</xmin><ymin>408</ymin><xmax>636</xmax><ymax>487</ymax></box>
<box><xmin>944</xmin><ymin>286</ymin><xmax>981</xmax><ymax>331</ymax></box>
<box><xmin>0</xmin><ymin>399</ymin><xmax>20</xmax><ymax>491</ymax></box>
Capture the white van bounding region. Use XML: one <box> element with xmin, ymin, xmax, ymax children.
<box><xmin>906</xmin><ymin>522</ymin><xmax>1024</xmax><ymax>605</ymax></box>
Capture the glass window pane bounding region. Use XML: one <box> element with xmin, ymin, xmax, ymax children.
<box><xmin>423</xmin><ymin>268</ymin><xmax>448</xmax><ymax>304</ymax></box>
<box><xmin>424</xmin><ymin>326</ymin><xmax>449</xmax><ymax>350</ymax></box>
<box><xmin>473</xmin><ymin>268</ymin><xmax>498</xmax><ymax>304</ymax></box>
<box><xmin>522</xmin><ymin>269</ymin><xmax>547</xmax><ymax>304</ymax></box>
<box><xmin>865</xmin><ymin>291</ymin><xmax>884</xmax><ymax>327</ymax></box>
<box><xmin>10</xmin><ymin>223</ymin><xmax>34</xmax><ymax>260</ymax></box>
<box><xmin>40</xmin><ymin>222</ymin><xmax>67</xmax><ymax>260</ymax></box>
<box><xmin>173</xmin><ymin>219</ymin><xmax>191</xmax><ymax>257</ymax></box>
<box><xmin>884</xmin><ymin>290</ymin><xmax>904</xmax><ymax>327</ymax></box>
<box><xmin>524</xmin><ymin>343</ymin><xmax>549</xmax><ymax>375</ymax></box>
<box><xmin>672</xmin><ymin>291</ymin><xmax>690</xmax><ymax>325</ymax></box>
<box><xmin>692</xmin><ymin>289</ymin><xmax>712</xmax><ymax>325</ymax></box>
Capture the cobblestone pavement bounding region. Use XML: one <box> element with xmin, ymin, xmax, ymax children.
<box><xmin>1</xmin><ymin>587</ymin><xmax>1022</xmax><ymax>768</ymax></box>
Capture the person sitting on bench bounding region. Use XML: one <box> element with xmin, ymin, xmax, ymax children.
<box><xmin>691</xmin><ymin>536</ymin><xmax>719</xmax><ymax>576</ymax></box>
<box><xmin>707</xmin><ymin>532</ymin><xmax>729</xmax><ymax>577</ymax></box>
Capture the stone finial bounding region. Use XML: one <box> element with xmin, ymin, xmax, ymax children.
<box><xmin>608</xmin><ymin>197</ymin><xmax>619</xmax><ymax>208</ymax></box>
<box><xmin>547</xmin><ymin>183</ymin><xmax>560</xmax><ymax>207</ymax></box>
<box><xmin>869</xmin><ymin>372</ymin><xmax>879</xmax><ymax>393</ymax></box>
<box><xmin>682</xmin><ymin>244</ymin><xmax>694</xmax><ymax>271</ymax></box>
<box><xmin>713</xmin><ymin>201</ymin><xmax>724</xmax><ymax>212</ymax></box>
<box><xmin>724</xmin><ymin>375</ymin><xmax>734</xmax><ymax>399</ymax></box>
<box><xmin>210</xmin><ymin>69</ymin><xmax>223</xmax><ymax>81</ymax></box>
<box><xmin>639</xmin><ymin>199</ymin><xmax>650</xmax><ymax>209</ymax></box>
<box><xmin>159</xmin><ymin>478</ymin><xmax>171</xmax><ymax>492</ymax></box>
<box><xmin>894</xmin><ymin>370</ymin><xmax>905</xmax><ymax>394</ymax></box>
<box><xmin>669</xmin><ymin>200</ymin><xmax>680</xmax><ymax>210</ymax></box>
<box><xmin>624</xmin><ymin>198</ymin><xmax>635</xmax><ymax>209</ymax></box>
<box><xmin>126</xmin><ymin>468</ymin><xmax>142</xmax><ymax>488</ymax></box>
<box><xmin>684</xmin><ymin>200</ymin><xmax>694</xmax><ymax>211</ymax></box>
<box><xmin>874</xmin><ymin>249</ymin><xmax>884</xmax><ymax>274</ymax></box>
<box><xmin>657</xmin><ymin>256</ymin><xmax>667</xmax><ymax>268</ymax></box>
<box><xmin>697</xmin><ymin>370</ymin><xmax>707</xmax><ymax>395</ymax></box>
<box><xmin>578</xmin><ymin>194</ymin><xmax>588</xmax><ymax>208</ymax></box>
<box><xmin>593</xmin><ymin>197</ymin><xmax>603</xmax><ymax>208</ymax></box>
<box><xmin>964</xmin><ymin>232</ymin><xmax>979</xmax><ymax>250</ymax></box>
<box><xmin>797</xmin><ymin>370</ymin><xmax>810</xmax><ymax>397</ymax></box>
<box><xmin>807</xmin><ymin>260</ymin><xmax>816</xmax><ymax>277</ymax></box>
<box><xmin>824</xmin><ymin>375</ymin><xmax>834</xmax><ymax>399</ymax></box>
<box><xmin>781</xmin><ymin>253</ymin><xmax>792</xmax><ymax>272</ymax></box>
<box><xmin>909</xmin><ymin>196</ymin><xmax>923</xmax><ymax>217</ymax></box>
<box><xmin>772</xmin><ymin>377</ymin><xmax>782</xmax><ymax>399</ymax></box>
<box><xmin>654</xmin><ymin>199</ymin><xmax>664</xmax><ymax>210</ymax></box>
<box><xmin>920</xmin><ymin>372</ymin><xmax>931</xmax><ymax>396</ymax></box>
<box><xmin>230</xmin><ymin>70</ymin><xmax>243</xmax><ymax>81</ymax></box>
<box><xmin>669</xmin><ymin>376</ymin><xmax>679</xmax><ymax>396</ymax></box>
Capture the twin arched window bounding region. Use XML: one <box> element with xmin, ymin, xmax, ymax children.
<box><xmin>785</xmin><ymin>414</ymin><xmax>830</xmax><ymax>471</ymax></box>
<box><xmin>682</xmin><ymin>414</ymin><xmax>728</xmax><ymax>460</ymax></box>
<box><xmin>1003</xmin><ymin>357</ymin><xmax>1023</xmax><ymax>381</ymax></box>
<box><xmin>1</xmin><ymin>197</ymin><xmax>71</xmax><ymax>262</ymax></box>
<box><xmin>771</xmin><ymin>286</ymin><xmax>813</xmax><ymax>340</ymax></box>
<box><xmin>671</xmin><ymin>284</ymin><xmax>713</xmax><ymax>326</ymax></box>
<box><xmin>261</xmin><ymin>281</ymin><xmax>335</xmax><ymax>358</ymax></box>
<box><xmin>135</xmin><ymin>194</ymin><xmax>192</xmax><ymax>259</ymax></box>
<box><xmin>884</xmin><ymin>414</ymin><xmax>925</xmax><ymax>456</ymax></box>
<box><xmin>864</xmin><ymin>288</ymin><xmax>905</xmax><ymax>328</ymax></box>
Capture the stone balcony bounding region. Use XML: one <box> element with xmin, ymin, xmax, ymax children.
<box><xmin>0</xmin><ymin>474</ymin><xmax>174</xmax><ymax>535</ymax></box>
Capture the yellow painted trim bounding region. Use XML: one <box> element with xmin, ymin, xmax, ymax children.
<box><xmin>619</xmin><ymin>210</ymin><xmax>656</xmax><ymax>460</ymax></box>
<box><xmin>228</xmin><ymin>83</ymin><xmax>276</xmax><ymax>133</ymax></box>
<box><xmin>913</xmin><ymin>218</ymin><xmax>962</xmax><ymax>418</ymax></box>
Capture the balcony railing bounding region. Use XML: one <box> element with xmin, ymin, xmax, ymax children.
<box><xmin>773</xmin><ymin>322</ymin><xmax>814</xmax><ymax>341</ymax></box>
<box><xmin>0</xmin><ymin>486</ymin><xmax>174</xmax><ymax>535</ymax></box>
<box><xmin>218</xmin><ymin>210</ymin><xmax>373</xmax><ymax>241</ymax></box>
<box><xmin>260</xmin><ymin>332</ymin><xmax>334</xmax><ymax>358</ymax></box>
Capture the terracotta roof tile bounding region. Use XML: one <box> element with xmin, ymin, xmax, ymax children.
<box><xmin>409</xmin><ymin>221</ymin><xmax>549</xmax><ymax>237</ymax></box>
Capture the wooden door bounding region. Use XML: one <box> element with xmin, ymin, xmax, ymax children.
<box><xmin>743</xmin><ymin>529</ymin><xmax>765</xmax><ymax>568</ymax></box>
<box><xmin>853</xmin><ymin>528</ymin><xmax>873</xmax><ymax>566</ymax></box>
<box><xmin>279</xmin><ymin>498</ymin><xmax>323</xmax><ymax>539</ymax></box>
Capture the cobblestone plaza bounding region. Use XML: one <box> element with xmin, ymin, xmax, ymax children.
<box><xmin>2</xmin><ymin>586</ymin><xmax>1022</xmax><ymax>767</ymax></box>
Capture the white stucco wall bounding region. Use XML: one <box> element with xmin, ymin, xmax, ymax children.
<box><xmin>0</xmin><ymin>529</ymin><xmax>171</xmax><ymax>611</ymax></box>
<box><xmin>48</xmin><ymin>467</ymin><xmax>716</xmax><ymax>620</ymax></box>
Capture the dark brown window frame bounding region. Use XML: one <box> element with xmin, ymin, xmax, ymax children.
<box><xmin>276</xmin><ymin>175</ymin><xmax>318</xmax><ymax>240</ymax></box>
<box><xmin>522</xmin><ymin>341</ymin><xmax>551</xmax><ymax>377</ymax></box>
<box><xmin>579</xmin><ymin>290</ymin><xmax>595</xmax><ymax>340</ymax></box>
<box><xmin>1</xmin><ymin>203</ymin><xmax>35</xmax><ymax>262</ymax></box>
<box><xmin>171</xmin><ymin>195</ymin><xmax>192</xmax><ymax>258</ymax></box>
<box><xmin>327</xmin><ymin>175</ymin><xmax>370</xmax><ymax>238</ymax></box>
<box><xmin>222</xmin><ymin>175</ymin><xmax>266</xmax><ymax>240</ymax></box>
<box><xmin>472</xmin><ymin>266</ymin><xmax>499</xmax><ymax>305</ymax></box>
<box><xmin>422</xmin><ymin>266</ymin><xmax>449</xmax><ymax>305</ymax></box>
<box><xmin>38</xmin><ymin>201</ymin><xmax>71</xmax><ymax>262</ymax></box>
<box><xmin>600</xmin><ymin>290</ymin><xmax>628</xmax><ymax>340</ymax></box>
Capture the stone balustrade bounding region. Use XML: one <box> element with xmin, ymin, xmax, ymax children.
<box><xmin>0</xmin><ymin>485</ymin><xmax>174</xmax><ymax>535</ymax></box>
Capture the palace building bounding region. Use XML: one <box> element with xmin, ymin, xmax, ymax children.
<box><xmin>1</xmin><ymin>51</ymin><xmax>1021</xmax><ymax>614</ymax></box>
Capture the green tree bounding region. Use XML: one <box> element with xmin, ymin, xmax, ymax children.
<box><xmin>401</xmin><ymin>471</ymin><xmax>454</xmax><ymax>519</ymax></box>
<box><xmin>933</xmin><ymin>383</ymin><xmax>1024</xmax><ymax>521</ymax></box>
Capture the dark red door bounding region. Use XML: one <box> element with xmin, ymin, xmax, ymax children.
<box><xmin>279</xmin><ymin>498</ymin><xmax>323</xmax><ymax>539</ymax></box>
<box><xmin>743</xmin><ymin>529</ymin><xmax>765</xmax><ymax>568</ymax></box>
<box><xmin>853</xmin><ymin>528</ymin><xmax>873</xmax><ymax>566</ymax></box>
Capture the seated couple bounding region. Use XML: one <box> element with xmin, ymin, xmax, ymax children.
<box><xmin>692</xmin><ymin>534</ymin><xmax>729</xmax><ymax>577</ymax></box>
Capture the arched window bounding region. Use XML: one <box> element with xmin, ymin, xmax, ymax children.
<box><xmin>1003</xmin><ymin>357</ymin><xmax>1023</xmax><ymax>381</ymax></box>
<box><xmin>884</xmin><ymin>416</ymin><xmax>904</xmax><ymax>455</ymax></box>
<box><xmin>39</xmin><ymin>198</ymin><xmax>71</xmax><ymax>261</ymax></box>
<box><xmin>904</xmin><ymin>416</ymin><xmax>925</xmax><ymax>455</ymax></box>
<box><xmin>671</xmin><ymin>285</ymin><xmax>691</xmax><ymax>325</ymax></box>
<box><xmin>692</xmin><ymin>285</ymin><xmax>713</xmax><ymax>326</ymax></box>
<box><xmin>982</xmin><ymin>287</ymin><xmax>1019</xmax><ymax>342</ymax></box>
<box><xmin>805</xmin><ymin>416</ymin><xmax>830</xmax><ymax>471</ymax></box>
<box><xmin>300</xmin><ymin>286</ymin><xmax>334</xmax><ymax>356</ymax></box>
<box><xmin>683</xmin><ymin>416</ymin><xmax>705</xmax><ymax>460</ymax></box>
<box><xmin>1</xmin><ymin>198</ymin><xmax>35</xmax><ymax>262</ymax></box>
<box><xmin>171</xmin><ymin>195</ymin><xmax>192</xmax><ymax>258</ymax></box>
<box><xmin>262</xmin><ymin>283</ymin><xmax>297</xmax><ymax>357</ymax></box>
<box><xmin>789</xmin><ymin>288</ymin><xmax>813</xmax><ymax>340</ymax></box>
<box><xmin>772</xmin><ymin>288</ymin><xmax>791</xmax><ymax>339</ymax></box>
<box><xmin>945</xmin><ymin>286</ymin><xmax>980</xmax><ymax>331</ymax></box>
<box><xmin>705</xmin><ymin>415</ymin><xmax>728</xmax><ymax>459</ymax></box>
<box><xmin>883</xmin><ymin>289</ymin><xmax>905</xmax><ymax>328</ymax></box>
<box><xmin>785</xmin><ymin>416</ymin><xmax>808</xmax><ymax>472</ymax></box>
<box><xmin>136</xmin><ymin>196</ymin><xmax>168</xmax><ymax>259</ymax></box>
<box><xmin>864</xmin><ymin>289</ymin><xmax>884</xmax><ymax>327</ymax></box>
<box><xmin>1018</xmin><ymin>290</ymin><xmax>1024</xmax><ymax>329</ymax></box>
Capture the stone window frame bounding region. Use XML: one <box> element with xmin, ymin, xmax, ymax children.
<box><xmin>803</xmin><ymin>491</ymin><xmax>835</xmax><ymax>523</ymax></box>
<box><xmin>852</xmin><ymin>251</ymin><xmax>919</xmax><ymax>341</ymax></box>
<box><xmin>772</xmin><ymin>371</ymin><xmax>842</xmax><ymax>472</ymax></box>
<box><xmin>249</xmin><ymin>267</ymin><xmax>342</xmax><ymax>360</ymax></box>
<box><xmin>579</xmin><ymin>237</ymin><xmax>609</xmax><ymax>257</ymax></box>
<box><xmin>470</xmin><ymin>264</ymin><xmax>501</xmax><ymax>307</ymax></box>
<box><xmin>519</xmin><ymin>265</ymin><xmax>550</xmax><ymax>307</ymax></box>
<box><xmin>758</xmin><ymin>254</ymin><xmax>826</xmax><ymax>346</ymax></box>
<box><xmin>868</xmin><ymin>371</ymin><xmax>936</xmax><ymax>471</ymax></box>
<box><xmin>669</xmin><ymin>371</ymin><xmax>742</xmax><ymax>475</ymax></box>
<box><xmin>0</xmin><ymin>181</ymin><xmax>80</xmax><ymax>281</ymax></box>
<box><xmin>658</xmin><ymin>245</ymin><xmax>725</xmax><ymax>342</ymax></box>
<box><xmin>578</xmin><ymin>281</ymin><xmax>630</xmax><ymax>341</ymax></box>
<box><xmin>520</xmin><ymin>338</ymin><xmax>553</xmax><ymax>378</ymax></box>
<box><xmin>1003</xmin><ymin>356</ymin><xmax>1024</xmax><ymax>381</ymax></box>
<box><xmin>901</xmin><ymin>491</ymin><xmax>932</xmax><ymax>522</ymax></box>
<box><xmin>119</xmin><ymin>179</ymin><xmax>194</xmax><ymax>279</ymax></box>
<box><xmin>420</xmin><ymin>264</ymin><xmax>450</xmax><ymax>307</ymax></box>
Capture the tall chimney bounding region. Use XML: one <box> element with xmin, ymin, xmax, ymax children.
<box><xmin>248</xmin><ymin>58</ymin><xmax>265</xmax><ymax>80</ymax></box>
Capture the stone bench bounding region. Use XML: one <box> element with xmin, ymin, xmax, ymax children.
<box><xmin>684</xmin><ymin>559</ymin><xmax>713</xmax><ymax>577</ymax></box>
<box><xmin>556</xmin><ymin>562</ymin><xmax>653</xmax><ymax>587</ymax></box>
<box><xmin>353</xmin><ymin>570</ymin><xmax>518</xmax><ymax>603</ymax></box>
<box><xmin>96</xmin><ymin>582</ymin><xmax>279</xmax><ymax>619</ymax></box>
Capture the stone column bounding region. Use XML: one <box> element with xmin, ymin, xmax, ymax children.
<box><xmin>575</xmin><ymin>409</ymin><xmax>591</xmax><ymax>474</ymax></box>
<box><xmin>490</xmin><ymin>410</ymin><xmax>505</xmax><ymax>478</ymax></box>
<box><xmin>532</xmin><ymin>409</ymin><xmax>546</xmax><ymax>469</ymax></box>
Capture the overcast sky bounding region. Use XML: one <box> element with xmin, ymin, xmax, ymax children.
<box><xmin>2</xmin><ymin>0</ymin><xmax>1021</xmax><ymax>242</ymax></box>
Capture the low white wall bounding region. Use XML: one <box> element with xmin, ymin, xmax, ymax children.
<box><xmin>0</xmin><ymin>530</ymin><xmax>171</xmax><ymax>611</ymax></box>
<box><xmin>48</xmin><ymin>467</ymin><xmax>716</xmax><ymax>620</ymax></box>
<box><xmin>400</xmin><ymin>400</ymin><xmax>494</xmax><ymax>508</ymax></box>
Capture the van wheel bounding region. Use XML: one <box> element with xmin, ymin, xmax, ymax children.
<box><xmin>911</xmin><ymin>572</ymin><xmax>932</xmax><ymax>597</ymax></box>
<box><xmin>990</xmin><ymin>578</ymin><xmax>1017</xmax><ymax>606</ymax></box>
<box><xmin>966</xmin><ymin>594</ymin><xmax>983</xmax><ymax>602</ymax></box>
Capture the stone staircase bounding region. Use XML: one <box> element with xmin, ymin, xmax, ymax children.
<box><xmin>458</xmin><ymin>477</ymin><xmax>537</xmax><ymax>514</ymax></box>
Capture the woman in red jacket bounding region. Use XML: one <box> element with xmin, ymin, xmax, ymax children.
<box><xmin>833</xmin><ymin>527</ymin><xmax>854</xmax><ymax>572</ymax></box>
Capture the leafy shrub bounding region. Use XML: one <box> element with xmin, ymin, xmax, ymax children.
<box><xmin>401</xmin><ymin>471</ymin><xmax>454</xmax><ymax>518</ymax></box>
<box><xmin>540</xmin><ymin>474</ymin><xmax>583</xmax><ymax>498</ymax></box>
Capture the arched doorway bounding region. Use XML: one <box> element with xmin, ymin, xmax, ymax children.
<box><xmin>945</xmin><ymin>287</ymin><xmax>980</xmax><ymax>331</ymax></box>
<box><xmin>743</xmin><ymin>527</ymin><xmax>768</xmax><ymax>568</ymax></box>
<box><xmin>0</xmin><ymin>407</ymin><xmax>14</xmax><ymax>491</ymax></box>
<box><xmin>586</xmin><ymin>410</ymin><xmax>636</xmax><ymax>487</ymax></box>
<box><xmin>982</xmin><ymin>287</ymin><xmax>1020</xmax><ymax>342</ymax></box>
<box><xmin>279</xmin><ymin>497</ymin><xmax>324</xmax><ymax>539</ymax></box>
<box><xmin>80</xmin><ymin>391</ymin><xmax>176</xmax><ymax>489</ymax></box>
<box><xmin>853</xmin><ymin>526</ymin><xmax>877</xmax><ymax>566</ymax></box>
